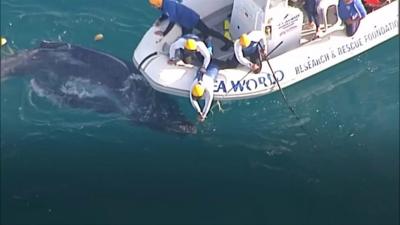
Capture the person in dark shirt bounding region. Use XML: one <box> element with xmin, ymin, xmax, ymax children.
<box><xmin>212</xmin><ymin>32</ymin><xmax>267</xmax><ymax>73</ymax></box>
<box><xmin>149</xmin><ymin>0</ymin><xmax>233</xmax><ymax>51</ymax></box>
<box><xmin>233</xmin><ymin>32</ymin><xmax>267</xmax><ymax>74</ymax></box>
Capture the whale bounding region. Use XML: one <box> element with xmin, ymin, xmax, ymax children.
<box><xmin>1</xmin><ymin>41</ymin><xmax>197</xmax><ymax>134</ymax></box>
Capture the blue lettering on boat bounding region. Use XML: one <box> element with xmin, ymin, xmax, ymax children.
<box><xmin>230</xmin><ymin>80</ymin><xmax>245</xmax><ymax>92</ymax></box>
<box><xmin>216</xmin><ymin>80</ymin><xmax>227</xmax><ymax>93</ymax></box>
<box><xmin>214</xmin><ymin>70</ymin><xmax>285</xmax><ymax>93</ymax></box>
<box><xmin>258</xmin><ymin>76</ymin><xmax>267</xmax><ymax>87</ymax></box>
<box><xmin>246</xmin><ymin>79</ymin><xmax>258</xmax><ymax>91</ymax></box>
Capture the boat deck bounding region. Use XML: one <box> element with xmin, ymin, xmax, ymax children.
<box><xmin>207</xmin><ymin>3</ymin><xmax>343</xmax><ymax>62</ymax></box>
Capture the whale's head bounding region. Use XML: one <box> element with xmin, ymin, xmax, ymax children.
<box><xmin>143</xmin><ymin>94</ymin><xmax>198</xmax><ymax>135</ymax></box>
<box><xmin>142</xmin><ymin>112</ymin><xmax>197</xmax><ymax>135</ymax></box>
<box><xmin>163</xmin><ymin>119</ymin><xmax>197</xmax><ymax>135</ymax></box>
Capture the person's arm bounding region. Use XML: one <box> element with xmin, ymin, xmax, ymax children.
<box><xmin>169</xmin><ymin>38</ymin><xmax>185</xmax><ymax>59</ymax></box>
<box><xmin>260</xmin><ymin>35</ymin><xmax>267</xmax><ymax>52</ymax></box>
<box><xmin>338</xmin><ymin>0</ymin><xmax>349</xmax><ymax>21</ymax></box>
<box><xmin>254</xmin><ymin>31</ymin><xmax>267</xmax><ymax>55</ymax></box>
<box><xmin>190</xmin><ymin>97</ymin><xmax>202</xmax><ymax>114</ymax></box>
<box><xmin>190</xmin><ymin>95</ymin><xmax>202</xmax><ymax>115</ymax></box>
<box><xmin>234</xmin><ymin>41</ymin><xmax>252</xmax><ymax>69</ymax></box>
<box><xmin>249</xmin><ymin>31</ymin><xmax>266</xmax><ymax>49</ymax></box>
<box><xmin>189</xmin><ymin>79</ymin><xmax>202</xmax><ymax>114</ymax></box>
<box><xmin>158</xmin><ymin>14</ymin><xmax>168</xmax><ymax>23</ymax></box>
<box><xmin>162</xmin><ymin>21</ymin><xmax>176</xmax><ymax>36</ymax></box>
<box><xmin>197</xmin><ymin>42</ymin><xmax>211</xmax><ymax>70</ymax></box>
<box><xmin>355</xmin><ymin>0</ymin><xmax>367</xmax><ymax>18</ymax></box>
<box><xmin>201</xmin><ymin>87</ymin><xmax>213</xmax><ymax>118</ymax></box>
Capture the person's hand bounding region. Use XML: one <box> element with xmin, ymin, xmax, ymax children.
<box><xmin>264</xmin><ymin>49</ymin><xmax>268</xmax><ymax>56</ymax></box>
<box><xmin>168</xmin><ymin>59</ymin><xmax>177</xmax><ymax>65</ymax></box>
<box><xmin>197</xmin><ymin>112</ymin><xmax>206</xmax><ymax>122</ymax></box>
<box><xmin>261</xmin><ymin>49</ymin><xmax>268</xmax><ymax>60</ymax></box>
<box><xmin>154</xmin><ymin>30</ymin><xmax>164</xmax><ymax>36</ymax></box>
<box><xmin>197</xmin><ymin>114</ymin><xmax>203</xmax><ymax>122</ymax></box>
<box><xmin>250</xmin><ymin>63</ymin><xmax>260</xmax><ymax>72</ymax></box>
<box><xmin>198</xmin><ymin>113</ymin><xmax>206</xmax><ymax>122</ymax></box>
<box><xmin>199</xmin><ymin>67</ymin><xmax>207</xmax><ymax>74</ymax></box>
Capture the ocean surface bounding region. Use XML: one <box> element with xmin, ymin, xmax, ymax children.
<box><xmin>1</xmin><ymin>0</ymin><xmax>398</xmax><ymax>224</ymax></box>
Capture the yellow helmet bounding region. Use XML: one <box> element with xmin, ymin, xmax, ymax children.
<box><xmin>192</xmin><ymin>84</ymin><xmax>205</xmax><ymax>98</ymax></box>
<box><xmin>239</xmin><ymin>33</ymin><xmax>251</xmax><ymax>48</ymax></box>
<box><xmin>184</xmin><ymin>39</ymin><xmax>197</xmax><ymax>51</ymax></box>
<box><xmin>149</xmin><ymin>0</ymin><xmax>163</xmax><ymax>8</ymax></box>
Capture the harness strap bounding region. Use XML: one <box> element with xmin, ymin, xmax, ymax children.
<box><xmin>223</xmin><ymin>19</ymin><xmax>232</xmax><ymax>41</ymax></box>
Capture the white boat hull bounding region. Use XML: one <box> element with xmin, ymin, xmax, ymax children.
<box><xmin>133</xmin><ymin>1</ymin><xmax>398</xmax><ymax>101</ymax></box>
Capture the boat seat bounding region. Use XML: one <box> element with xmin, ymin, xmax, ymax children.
<box><xmin>318</xmin><ymin>0</ymin><xmax>342</xmax><ymax>32</ymax></box>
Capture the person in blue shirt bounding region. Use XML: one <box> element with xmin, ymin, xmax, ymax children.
<box><xmin>338</xmin><ymin>0</ymin><xmax>367</xmax><ymax>36</ymax></box>
<box><xmin>149</xmin><ymin>0</ymin><xmax>233</xmax><ymax>51</ymax></box>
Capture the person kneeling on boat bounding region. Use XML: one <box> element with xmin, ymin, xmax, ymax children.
<box><xmin>168</xmin><ymin>35</ymin><xmax>211</xmax><ymax>73</ymax></box>
<box><xmin>338</xmin><ymin>0</ymin><xmax>367</xmax><ymax>37</ymax></box>
<box><xmin>148</xmin><ymin>0</ymin><xmax>233</xmax><ymax>51</ymax></box>
<box><xmin>190</xmin><ymin>64</ymin><xmax>219</xmax><ymax>122</ymax></box>
<box><xmin>229</xmin><ymin>31</ymin><xmax>268</xmax><ymax>74</ymax></box>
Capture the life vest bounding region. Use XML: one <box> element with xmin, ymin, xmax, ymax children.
<box><xmin>242</xmin><ymin>41</ymin><xmax>259</xmax><ymax>58</ymax></box>
<box><xmin>180</xmin><ymin>34</ymin><xmax>208</xmax><ymax>67</ymax></box>
<box><xmin>180</xmin><ymin>34</ymin><xmax>212</xmax><ymax>67</ymax></box>
<box><xmin>223</xmin><ymin>19</ymin><xmax>232</xmax><ymax>41</ymax></box>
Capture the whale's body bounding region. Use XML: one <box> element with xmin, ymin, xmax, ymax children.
<box><xmin>1</xmin><ymin>41</ymin><xmax>196</xmax><ymax>134</ymax></box>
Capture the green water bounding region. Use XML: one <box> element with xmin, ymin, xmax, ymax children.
<box><xmin>1</xmin><ymin>1</ymin><xmax>399</xmax><ymax>224</ymax></box>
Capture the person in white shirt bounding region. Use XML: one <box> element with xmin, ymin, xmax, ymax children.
<box><xmin>168</xmin><ymin>34</ymin><xmax>211</xmax><ymax>72</ymax></box>
<box><xmin>233</xmin><ymin>31</ymin><xmax>267</xmax><ymax>73</ymax></box>
<box><xmin>189</xmin><ymin>64</ymin><xmax>219</xmax><ymax>122</ymax></box>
